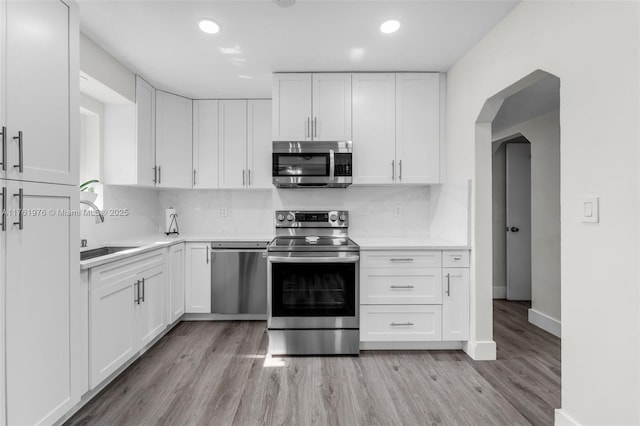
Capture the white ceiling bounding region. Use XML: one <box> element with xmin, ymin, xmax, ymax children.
<box><xmin>79</xmin><ymin>0</ymin><xmax>520</xmax><ymax>99</ymax></box>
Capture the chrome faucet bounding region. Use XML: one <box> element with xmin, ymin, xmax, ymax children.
<box><xmin>80</xmin><ymin>200</ymin><xmax>105</xmax><ymax>224</ymax></box>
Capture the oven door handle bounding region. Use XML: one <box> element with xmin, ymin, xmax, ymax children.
<box><xmin>268</xmin><ymin>255</ymin><xmax>359</xmax><ymax>263</ymax></box>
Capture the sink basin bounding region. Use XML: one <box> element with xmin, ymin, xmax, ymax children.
<box><xmin>81</xmin><ymin>246</ymin><xmax>140</xmax><ymax>261</ymax></box>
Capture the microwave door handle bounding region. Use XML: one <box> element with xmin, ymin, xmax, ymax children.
<box><xmin>329</xmin><ymin>149</ymin><xmax>335</xmax><ymax>180</ymax></box>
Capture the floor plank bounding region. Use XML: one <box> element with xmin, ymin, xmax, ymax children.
<box><xmin>66</xmin><ymin>300</ymin><xmax>560</xmax><ymax>426</ymax></box>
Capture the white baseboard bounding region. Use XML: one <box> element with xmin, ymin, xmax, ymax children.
<box><xmin>555</xmin><ymin>409</ymin><xmax>580</xmax><ymax>425</ymax></box>
<box><xmin>493</xmin><ymin>286</ymin><xmax>507</xmax><ymax>299</ymax></box>
<box><xmin>463</xmin><ymin>340</ymin><xmax>496</xmax><ymax>360</ymax></box>
<box><xmin>360</xmin><ymin>341</ymin><xmax>463</xmax><ymax>350</ymax></box>
<box><xmin>528</xmin><ymin>308</ymin><xmax>561</xmax><ymax>338</ymax></box>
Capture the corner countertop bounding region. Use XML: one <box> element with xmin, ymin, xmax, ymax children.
<box><xmin>80</xmin><ymin>233</ymin><xmax>275</xmax><ymax>270</ymax></box>
<box><xmin>351</xmin><ymin>236</ymin><xmax>470</xmax><ymax>250</ymax></box>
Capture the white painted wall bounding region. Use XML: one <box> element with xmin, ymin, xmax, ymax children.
<box><xmin>446</xmin><ymin>1</ymin><xmax>639</xmax><ymax>424</ymax></box>
<box><xmin>80</xmin><ymin>34</ymin><xmax>135</xmax><ymax>102</ymax></box>
<box><xmin>80</xmin><ymin>185</ymin><xmax>160</xmax><ymax>247</ymax></box>
<box><xmin>493</xmin><ymin>110</ymin><xmax>561</xmax><ymax>326</ymax></box>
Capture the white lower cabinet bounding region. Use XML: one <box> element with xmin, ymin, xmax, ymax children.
<box><xmin>442</xmin><ymin>268</ymin><xmax>470</xmax><ymax>341</ymax></box>
<box><xmin>361</xmin><ymin>305</ymin><xmax>442</xmax><ymax>342</ymax></box>
<box><xmin>168</xmin><ymin>243</ymin><xmax>185</xmax><ymax>323</ymax></box>
<box><xmin>185</xmin><ymin>243</ymin><xmax>211</xmax><ymax>313</ymax></box>
<box><xmin>89</xmin><ymin>249</ymin><xmax>167</xmax><ymax>389</ymax></box>
<box><xmin>360</xmin><ymin>249</ymin><xmax>470</xmax><ymax>347</ymax></box>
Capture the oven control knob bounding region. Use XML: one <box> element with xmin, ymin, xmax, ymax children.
<box><xmin>330</xmin><ymin>214</ymin><xmax>338</xmax><ymax>222</ymax></box>
<box><xmin>277</xmin><ymin>214</ymin><xmax>285</xmax><ymax>222</ymax></box>
<box><xmin>339</xmin><ymin>214</ymin><xmax>347</xmax><ymax>222</ymax></box>
<box><xmin>286</xmin><ymin>214</ymin><xmax>294</xmax><ymax>221</ymax></box>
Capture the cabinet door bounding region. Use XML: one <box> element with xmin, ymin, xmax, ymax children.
<box><xmin>352</xmin><ymin>73</ymin><xmax>395</xmax><ymax>184</ymax></box>
<box><xmin>247</xmin><ymin>100</ymin><xmax>272</xmax><ymax>189</ymax></box>
<box><xmin>5</xmin><ymin>0</ymin><xmax>77</xmax><ymax>185</ymax></box>
<box><xmin>218</xmin><ymin>100</ymin><xmax>247</xmax><ymax>189</ymax></box>
<box><xmin>136</xmin><ymin>76</ymin><xmax>157</xmax><ymax>186</ymax></box>
<box><xmin>5</xmin><ymin>181</ymin><xmax>81</xmax><ymax>425</ymax></box>
<box><xmin>395</xmin><ymin>73</ymin><xmax>441</xmax><ymax>184</ymax></box>
<box><xmin>185</xmin><ymin>244</ymin><xmax>211</xmax><ymax>313</ymax></box>
<box><xmin>312</xmin><ymin>73</ymin><xmax>351</xmax><ymax>141</ymax></box>
<box><xmin>90</xmin><ymin>273</ymin><xmax>137</xmax><ymax>389</ymax></box>
<box><xmin>442</xmin><ymin>268</ymin><xmax>470</xmax><ymax>341</ymax></box>
<box><xmin>156</xmin><ymin>91</ymin><xmax>193</xmax><ymax>188</ymax></box>
<box><xmin>272</xmin><ymin>73</ymin><xmax>312</xmax><ymax>141</ymax></box>
<box><xmin>193</xmin><ymin>100</ymin><xmax>219</xmax><ymax>188</ymax></box>
<box><xmin>169</xmin><ymin>244</ymin><xmax>185</xmax><ymax>324</ymax></box>
<box><xmin>137</xmin><ymin>264</ymin><xmax>167</xmax><ymax>347</ymax></box>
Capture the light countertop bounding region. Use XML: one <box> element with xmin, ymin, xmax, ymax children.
<box><xmin>80</xmin><ymin>233</ymin><xmax>469</xmax><ymax>270</ymax></box>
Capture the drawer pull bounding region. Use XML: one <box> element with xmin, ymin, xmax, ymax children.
<box><xmin>390</xmin><ymin>285</ymin><xmax>414</xmax><ymax>289</ymax></box>
<box><xmin>452</xmin><ymin>256</ymin><xmax>462</xmax><ymax>261</ymax></box>
<box><xmin>446</xmin><ymin>273</ymin><xmax>451</xmax><ymax>296</ymax></box>
<box><xmin>391</xmin><ymin>322</ymin><xmax>414</xmax><ymax>327</ymax></box>
<box><xmin>390</xmin><ymin>258</ymin><xmax>414</xmax><ymax>262</ymax></box>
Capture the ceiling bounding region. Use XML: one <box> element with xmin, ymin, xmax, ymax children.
<box><xmin>78</xmin><ymin>0</ymin><xmax>520</xmax><ymax>99</ymax></box>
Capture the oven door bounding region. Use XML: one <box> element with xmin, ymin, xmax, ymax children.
<box><xmin>267</xmin><ymin>251</ymin><xmax>359</xmax><ymax>329</ymax></box>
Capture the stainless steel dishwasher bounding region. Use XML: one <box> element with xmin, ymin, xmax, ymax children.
<box><xmin>210</xmin><ymin>241</ymin><xmax>269</xmax><ymax>315</ymax></box>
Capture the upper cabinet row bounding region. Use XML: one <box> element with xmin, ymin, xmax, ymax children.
<box><xmin>272</xmin><ymin>72</ymin><xmax>443</xmax><ymax>184</ymax></box>
<box><xmin>103</xmin><ymin>76</ymin><xmax>271</xmax><ymax>189</ymax></box>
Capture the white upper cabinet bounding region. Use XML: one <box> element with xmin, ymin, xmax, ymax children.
<box><xmin>272</xmin><ymin>73</ymin><xmax>312</xmax><ymax>141</ymax></box>
<box><xmin>395</xmin><ymin>73</ymin><xmax>441</xmax><ymax>184</ymax></box>
<box><xmin>218</xmin><ymin>100</ymin><xmax>248</xmax><ymax>189</ymax></box>
<box><xmin>104</xmin><ymin>76</ymin><xmax>156</xmax><ymax>186</ymax></box>
<box><xmin>156</xmin><ymin>91</ymin><xmax>193</xmax><ymax>188</ymax></box>
<box><xmin>312</xmin><ymin>73</ymin><xmax>352</xmax><ymax>141</ymax></box>
<box><xmin>352</xmin><ymin>73</ymin><xmax>396</xmax><ymax>184</ymax></box>
<box><xmin>272</xmin><ymin>73</ymin><xmax>351</xmax><ymax>141</ymax></box>
<box><xmin>2</xmin><ymin>0</ymin><xmax>78</xmax><ymax>185</ymax></box>
<box><xmin>247</xmin><ymin>100</ymin><xmax>273</xmax><ymax>188</ymax></box>
<box><xmin>192</xmin><ymin>100</ymin><xmax>219</xmax><ymax>188</ymax></box>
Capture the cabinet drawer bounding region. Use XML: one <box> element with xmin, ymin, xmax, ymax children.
<box><xmin>361</xmin><ymin>268</ymin><xmax>442</xmax><ymax>304</ymax></box>
<box><xmin>360</xmin><ymin>305</ymin><xmax>442</xmax><ymax>342</ymax></box>
<box><xmin>442</xmin><ymin>251</ymin><xmax>469</xmax><ymax>267</ymax></box>
<box><xmin>90</xmin><ymin>249</ymin><xmax>166</xmax><ymax>292</ymax></box>
<box><xmin>361</xmin><ymin>251</ymin><xmax>441</xmax><ymax>268</ymax></box>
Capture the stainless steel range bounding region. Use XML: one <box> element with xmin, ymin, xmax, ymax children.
<box><xmin>267</xmin><ymin>210</ymin><xmax>360</xmax><ymax>355</ymax></box>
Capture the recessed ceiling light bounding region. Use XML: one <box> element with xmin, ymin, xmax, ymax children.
<box><xmin>380</xmin><ymin>20</ymin><xmax>401</xmax><ymax>34</ymax></box>
<box><xmin>199</xmin><ymin>19</ymin><xmax>220</xmax><ymax>34</ymax></box>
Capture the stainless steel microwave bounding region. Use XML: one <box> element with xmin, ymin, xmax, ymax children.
<box><xmin>272</xmin><ymin>141</ymin><xmax>353</xmax><ymax>188</ymax></box>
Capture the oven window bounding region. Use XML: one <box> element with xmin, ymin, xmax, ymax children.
<box><xmin>273</xmin><ymin>154</ymin><xmax>329</xmax><ymax>177</ymax></box>
<box><xmin>271</xmin><ymin>262</ymin><xmax>356</xmax><ymax>317</ymax></box>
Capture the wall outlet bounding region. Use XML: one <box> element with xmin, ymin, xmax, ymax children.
<box><xmin>217</xmin><ymin>208</ymin><xmax>228</xmax><ymax>217</ymax></box>
<box><xmin>393</xmin><ymin>206</ymin><xmax>401</xmax><ymax>217</ymax></box>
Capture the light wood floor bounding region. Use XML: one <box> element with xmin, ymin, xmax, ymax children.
<box><xmin>66</xmin><ymin>300</ymin><xmax>560</xmax><ymax>426</ymax></box>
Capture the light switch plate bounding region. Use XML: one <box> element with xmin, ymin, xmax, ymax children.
<box><xmin>581</xmin><ymin>196</ymin><xmax>599</xmax><ymax>223</ymax></box>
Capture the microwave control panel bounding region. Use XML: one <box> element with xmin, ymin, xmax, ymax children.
<box><xmin>334</xmin><ymin>153</ymin><xmax>352</xmax><ymax>176</ymax></box>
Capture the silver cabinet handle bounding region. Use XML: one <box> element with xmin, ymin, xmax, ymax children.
<box><xmin>242</xmin><ymin>169</ymin><xmax>246</xmax><ymax>186</ymax></box>
<box><xmin>141</xmin><ymin>277</ymin><xmax>145</xmax><ymax>303</ymax></box>
<box><xmin>391</xmin><ymin>160</ymin><xmax>395</xmax><ymax>181</ymax></box>
<box><xmin>153</xmin><ymin>166</ymin><xmax>157</xmax><ymax>184</ymax></box>
<box><xmin>314</xmin><ymin>117</ymin><xmax>317</xmax><ymax>138</ymax></box>
<box><xmin>390</xmin><ymin>258</ymin><xmax>414</xmax><ymax>262</ymax></box>
<box><xmin>0</xmin><ymin>126</ymin><xmax>6</xmax><ymax>171</ymax></box>
<box><xmin>158</xmin><ymin>166</ymin><xmax>162</xmax><ymax>184</ymax></box>
<box><xmin>0</xmin><ymin>186</ymin><xmax>6</xmax><ymax>231</ymax></box>
<box><xmin>13</xmin><ymin>188</ymin><xmax>23</xmax><ymax>230</ymax></box>
<box><xmin>134</xmin><ymin>280</ymin><xmax>140</xmax><ymax>305</ymax></box>
<box><xmin>391</xmin><ymin>322</ymin><xmax>414</xmax><ymax>326</ymax></box>
<box><xmin>446</xmin><ymin>273</ymin><xmax>451</xmax><ymax>296</ymax></box>
<box><xmin>193</xmin><ymin>169</ymin><xmax>197</xmax><ymax>186</ymax></box>
<box><xmin>305</xmin><ymin>118</ymin><xmax>310</xmax><ymax>139</ymax></box>
<box><xmin>390</xmin><ymin>285</ymin><xmax>414</xmax><ymax>289</ymax></box>
<box><xmin>206</xmin><ymin>249</ymin><xmax>209</xmax><ymax>264</ymax></box>
<box><xmin>248</xmin><ymin>169</ymin><xmax>251</xmax><ymax>186</ymax></box>
<box><xmin>13</xmin><ymin>131</ymin><xmax>23</xmax><ymax>173</ymax></box>
<box><xmin>399</xmin><ymin>160</ymin><xmax>402</xmax><ymax>181</ymax></box>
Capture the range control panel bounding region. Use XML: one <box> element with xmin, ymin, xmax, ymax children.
<box><xmin>275</xmin><ymin>210</ymin><xmax>349</xmax><ymax>228</ymax></box>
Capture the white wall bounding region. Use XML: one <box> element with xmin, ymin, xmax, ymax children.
<box><xmin>80</xmin><ymin>185</ymin><xmax>160</xmax><ymax>247</ymax></box>
<box><xmin>446</xmin><ymin>1</ymin><xmax>639</xmax><ymax>424</ymax></box>
<box><xmin>493</xmin><ymin>110</ymin><xmax>561</xmax><ymax>327</ymax></box>
<box><xmin>80</xmin><ymin>34</ymin><xmax>135</xmax><ymax>102</ymax></box>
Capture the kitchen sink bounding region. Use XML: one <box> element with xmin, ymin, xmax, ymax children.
<box><xmin>80</xmin><ymin>246</ymin><xmax>140</xmax><ymax>261</ymax></box>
